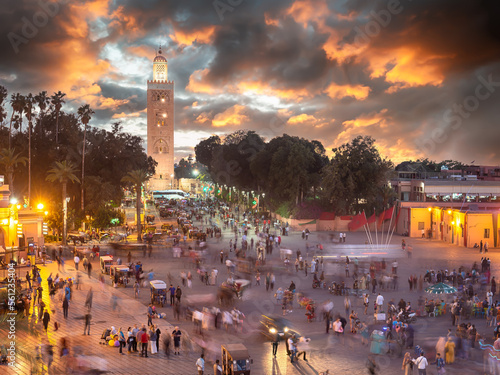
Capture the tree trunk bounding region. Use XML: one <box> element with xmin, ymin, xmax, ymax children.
<box><xmin>81</xmin><ymin>123</ymin><xmax>86</xmax><ymax>211</ymax></box>
<box><xmin>55</xmin><ymin>110</ymin><xmax>60</xmax><ymax>144</ymax></box>
<box><xmin>136</xmin><ymin>185</ymin><xmax>142</xmax><ymax>241</ymax></box>
<box><xmin>8</xmin><ymin>112</ymin><xmax>14</xmax><ymax>149</ymax></box>
<box><xmin>62</xmin><ymin>182</ymin><xmax>67</xmax><ymax>246</ymax></box>
<box><xmin>7</xmin><ymin>169</ymin><xmax>14</xmax><ymax>197</ymax></box>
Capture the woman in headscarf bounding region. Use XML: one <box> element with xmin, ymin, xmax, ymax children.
<box><xmin>401</xmin><ymin>352</ymin><xmax>412</xmax><ymax>375</ymax></box>
<box><xmin>445</xmin><ymin>336</ymin><xmax>455</xmax><ymax>364</ymax></box>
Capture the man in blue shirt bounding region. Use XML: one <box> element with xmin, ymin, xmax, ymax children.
<box><xmin>169</xmin><ymin>285</ymin><xmax>176</xmax><ymax>306</ymax></box>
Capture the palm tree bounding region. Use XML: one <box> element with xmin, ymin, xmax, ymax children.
<box><xmin>50</xmin><ymin>91</ymin><xmax>65</xmax><ymax>143</ymax></box>
<box><xmin>24</xmin><ymin>93</ymin><xmax>35</xmax><ymax>205</ymax></box>
<box><xmin>77</xmin><ymin>104</ymin><xmax>95</xmax><ymax>211</ymax></box>
<box><xmin>0</xmin><ymin>86</ymin><xmax>8</xmax><ymax>131</ymax></box>
<box><xmin>121</xmin><ymin>170</ymin><xmax>150</xmax><ymax>241</ymax></box>
<box><xmin>46</xmin><ymin>161</ymin><xmax>80</xmax><ymax>245</ymax></box>
<box><xmin>0</xmin><ymin>148</ymin><xmax>28</xmax><ymax>198</ymax></box>
<box><xmin>34</xmin><ymin>91</ymin><xmax>49</xmax><ymax>138</ymax></box>
<box><xmin>9</xmin><ymin>93</ymin><xmax>24</xmax><ymax>148</ymax></box>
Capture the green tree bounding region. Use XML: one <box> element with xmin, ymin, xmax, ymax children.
<box><xmin>24</xmin><ymin>93</ymin><xmax>35</xmax><ymax>204</ymax></box>
<box><xmin>121</xmin><ymin>170</ymin><xmax>150</xmax><ymax>241</ymax></box>
<box><xmin>34</xmin><ymin>91</ymin><xmax>50</xmax><ymax>138</ymax></box>
<box><xmin>9</xmin><ymin>93</ymin><xmax>24</xmax><ymax>149</ymax></box>
<box><xmin>77</xmin><ymin>104</ymin><xmax>95</xmax><ymax>211</ymax></box>
<box><xmin>51</xmin><ymin>91</ymin><xmax>65</xmax><ymax>144</ymax></box>
<box><xmin>91</xmin><ymin>206</ymin><xmax>125</xmax><ymax>231</ymax></box>
<box><xmin>46</xmin><ymin>160</ymin><xmax>80</xmax><ymax>245</ymax></box>
<box><xmin>0</xmin><ymin>86</ymin><xmax>7</xmax><ymax>129</ymax></box>
<box><xmin>321</xmin><ymin>136</ymin><xmax>393</xmax><ymax>214</ymax></box>
<box><xmin>194</xmin><ymin>135</ymin><xmax>221</xmax><ymax>171</ymax></box>
<box><xmin>0</xmin><ymin>148</ymin><xmax>27</xmax><ymax>198</ymax></box>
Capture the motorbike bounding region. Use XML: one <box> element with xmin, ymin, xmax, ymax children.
<box><xmin>397</xmin><ymin>310</ymin><xmax>417</xmax><ymax>324</ymax></box>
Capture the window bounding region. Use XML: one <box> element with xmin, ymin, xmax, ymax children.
<box><xmin>160</xmin><ymin>175</ymin><xmax>162</xmax><ymax>179</ymax></box>
<box><xmin>418</xmin><ymin>222</ymin><xmax>424</xmax><ymax>230</ymax></box>
<box><xmin>485</xmin><ymin>228</ymin><xmax>490</xmax><ymax>238</ymax></box>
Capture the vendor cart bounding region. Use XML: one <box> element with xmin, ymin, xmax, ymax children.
<box><xmin>150</xmin><ymin>280</ymin><xmax>167</xmax><ymax>306</ymax></box>
<box><xmin>110</xmin><ymin>265</ymin><xmax>131</xmax><ymax>287</ymax></box>
<box><xmin>100</xmin><ymin>255</ymin><xmax>114</xmax><ymax>274</ymax></box>
<box><xmin>221</xmin><ymin>343</ymin><xmax>252</xmax><ymax>375</ymax></box>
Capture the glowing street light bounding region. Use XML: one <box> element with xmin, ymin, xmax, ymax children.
<box><xmin>37</xmin><ymin>203</ymin><xmax>44</xmax><ymax>210</ymax></box>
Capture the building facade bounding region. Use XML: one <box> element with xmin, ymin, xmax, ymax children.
<box><xmin>147</xmin><ymin>47</ymin><xmax>174</xmax><ymax>191</ymax></box>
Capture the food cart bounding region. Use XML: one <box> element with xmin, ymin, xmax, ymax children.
<box><xmin>150</xmin><ymin>280</ymin><xmax>167</xmax><ymax>306</ymax></box>
<box><xmin>100</xmin><ymin>255</ymin><xmax>114</xmax><ymax>274</ymax></box>
<box><xmin>221</xmin><ymin>343</ymin><xmax>252</xmax><ymax>375</ymax></box>
<box><xmin>110</xmin><ymin>265</ymin><xmax>131</xmax><ymax>287</ymax></box>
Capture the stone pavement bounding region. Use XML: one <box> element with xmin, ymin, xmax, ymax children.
<box><xmin>0</xmin><ymin>260</ymin><xmax>200</xmax><ymax>375</ymax></box>
<box><xmin>2</xmin><ymin>208</ymin><xmax>499</xmax><ymax>374</ymax></box>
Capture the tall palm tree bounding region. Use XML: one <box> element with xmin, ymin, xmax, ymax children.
<box><xmin>9</xmin><ymin>93</ymin><xmax>24</xmax><ymax>149</ymax></box>
<box><xmin>24</xmin><ymin>93</ymin><xmax>35</xmax><ymax>206</ymax></box>
<box><xmin>50</xmin><ymin>91</ymin><xmax>65</xmax><ymax>144</ymax></box>
<box><xmin>34</xmin><ymin>91</ymin><xmax>49</xmax><ymax>138</ymax></box>
<box><xmin>0</xmin><ymin>148</ymin><xmax>27</xmax><ymax>198</ymax></box>
<box><xmin>77</xmin><ymin>104</ymin><xmax>95</xmax><ymax>212</ymax></box>
<box><xmin>46</xmin><ymin>161</ymin><xmax>80</xmax><ymax>245</ymax></box>
<box><xmin>121</xmin><ymin>170</ymin><xmax>150</xmax><ymax>241</ymax></box>
<box><xmin>0</xmin><ymin>86</ymin><xmax>8</xmax><ymax>131</ymax></box>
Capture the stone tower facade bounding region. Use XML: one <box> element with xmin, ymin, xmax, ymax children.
<box><xmin>147</xmin><ymin>47</ymin><xmax>174</xmax><ymax>190</ymax></box>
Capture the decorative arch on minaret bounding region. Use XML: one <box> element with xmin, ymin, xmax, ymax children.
<box><xmin>153</xmin><ymin>46</ymin><xmax>168</xmax><ymax>81</ymax></box>
<box><xmin>153</xmin><ymin>138</ymin><xmax>169</xmax><ymax>154</ymax></box>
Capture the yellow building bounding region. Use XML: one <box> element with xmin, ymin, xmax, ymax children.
<box><xmin>396</xmin><ymin>205</ymin><xmax>498</xmax><ymax>248</ymax></box>
<box><xmin>0</xmin><ymin>183</ymin><xmax>46</xmax><ymax>262</ymax></box>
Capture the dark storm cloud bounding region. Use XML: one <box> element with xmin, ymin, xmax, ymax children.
<box><xmin>0</xmin><ymin>0</ymin><xmax>499</xmax><ymax>164</ymax></box>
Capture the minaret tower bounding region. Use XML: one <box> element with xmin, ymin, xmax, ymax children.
<box><xmin>147</xmin><ymin>46</ymin><xmax>174</xmax><ymax>190</ymax></box>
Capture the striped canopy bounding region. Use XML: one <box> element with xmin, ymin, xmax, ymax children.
<box><xmin>425</xmin><ymin>282</ymin><xmax>457</xmax><ymax>294</ymax></box>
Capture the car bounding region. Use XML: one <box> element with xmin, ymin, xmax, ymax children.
<box><xmin>259</xmin><ymin>315</ymin><xmax>300</xmax><ymax>341</ymax></box>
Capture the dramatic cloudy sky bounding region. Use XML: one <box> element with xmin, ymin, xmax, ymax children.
<box><xmin>1</xmin><ymin>0</ymin><xmax>500</xmax><ymax>164</ymax></box>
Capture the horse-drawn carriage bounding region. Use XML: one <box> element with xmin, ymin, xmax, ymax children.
<box><xmin>220</xmin><ymin>279</ymin><xmax>251</xmax><ymax>304</ymax></box>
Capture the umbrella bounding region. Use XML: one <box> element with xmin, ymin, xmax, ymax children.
<box><xmin>425</xmin><ymin>282</ymin><xmax>457</xmax><ymax>294</ymax></box>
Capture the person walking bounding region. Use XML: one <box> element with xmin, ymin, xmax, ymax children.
<box><xmin>155</xmin><ymin>325</ymin><xmax>161</xmax><ymax>353</ymax></box>
<box><xmin>26</xmin><ymin>271</ymin><xmax>31</xmax><ymax>290</ymax></box>
<box><xmin>118</xmin><ymin>327</ymin><xmax>126</xmax><ymax>355</ymax></box>
<box><xmin>74</xmin><ymin>254</ymin><xmax>80</xmax><ymax>271</ymax></box>
<box><xmin>169</xmin><ymin>284</ymin><xmax>176</xmax><ymax>306</ymax></box>
<box><xmin>149</xmin><ymin>326</ymin><xmax>157</xmax><ymax>355</ymax></box>
<box><xmin>196</xmin><ymin>353</ymin><xmax>205</xmax><ymax>375</ymax></box>
<box><xmin>87</xmin><ymin>261</ymin><xmax>92</xmax><ymax>278</ymax></box>
<box><xmin>402</xmin><ymin>352</ymin><xmax>412</xmax><ymax>375</ymax></box>
<box><xmin>42</xmin><ymin>310</ymin><xmax>50</xmax><ymax>331</ymax></box>
<box><xmin>172</xmin><ymin>327</ymin><xmax>182</xmax><ymax>355</ymax></box>
<box><xmin>85</xmin><ymin>287</ymin><xmax>93</xmax><ymax>309</ymax></box>
<box><xmin>272</xmin><ymin>331</ymin><xmax>279</xmax><ymax>357</ymax></box>
<box><xmin>288</xmin><ymin>335</ymin><xmax>297</xmax><ymax>363</ymax></box>
<box><xmin>445</xmin><ymin>337</ymin><xmax>455</xmax><ymax>364</ymax></box>
<box><xmin>62</xmin><ymin>298</ymin><xmax>69</xmax><ymax>319</ymax></box>
<box><xmin>140</xmin><ymin>328</ymin><xmax>149</xmax><ymax>357</ymax></box>
<box><xmin>84</xmin><ymin>310</ymin><xmax>91</xmax><ymax>335</ymax></box>
<box><xmin>134</xmin><ymin>280</ymin><xmax>140</xmax><ymax>298</ymax></box>
<box><xmin>175</xmin><ymin>286</ymin><xmax>182</xmax><ymax>304</ymax></box>
<box><xmin>213</xmin><ymin>359</ymin><xmax>222</xmax><ymax>375</ymax></box>
<box><xmin>413</xmin><ymin>352</ymin><xmax>429</xmax><ymax>375</ymax></box>
<box><xmin>147</xmin><ymin>304</ymin><xmax>153</xmax><ymax>326</ymax></box>
<box><xmin>435</xmin><ymin>352</ymin><xmax>445</xmax><ymax>374</ymax></box>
